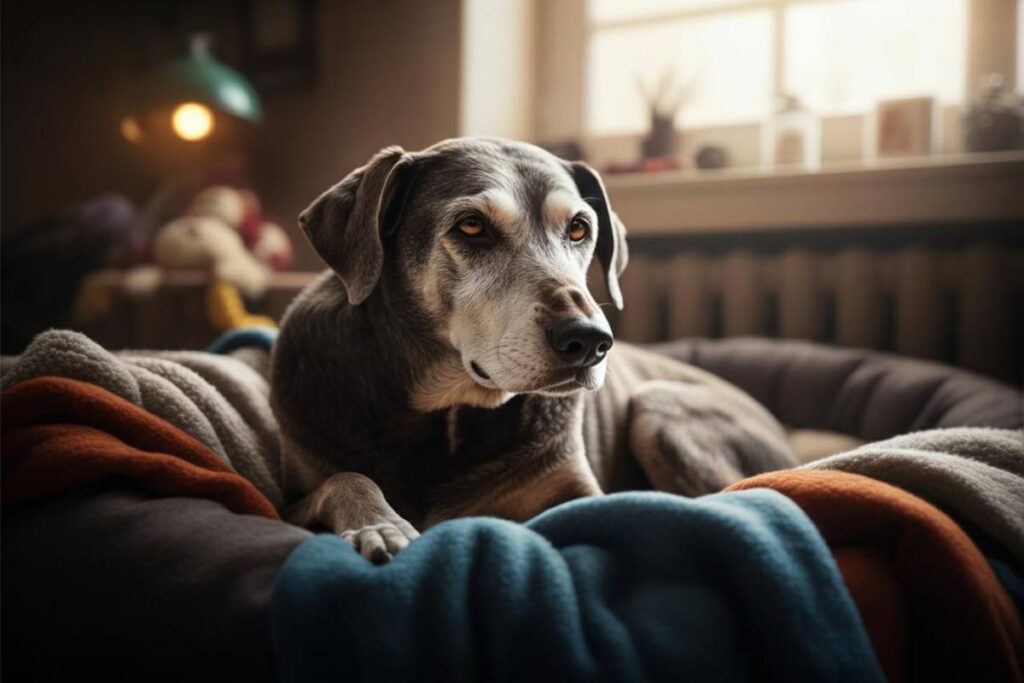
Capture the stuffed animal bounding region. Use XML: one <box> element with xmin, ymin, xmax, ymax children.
<box><xmin>153</xmin><ymin>215</ymin><xmax>269</xmax><ymax>298</ymax></box>
<box><xmin>152</xmin><ymin>215</ymin><xmax>275</xmax><ymax>330</ymax></box>
<box><xmin>186</xmin><ymin>186</ymin><xmax>293</xmax><ymax>270</ymax></box>
<box><xmin>151</xmin><ymin>185</ymin><xmax>293</xmax><ymax>332</ymax></box>
<box><xmin>251</xmin><ymin>221</ymin><xmax>293</xmax><ymax>271</ymax></box>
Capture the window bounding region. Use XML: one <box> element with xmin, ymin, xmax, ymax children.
<box><xmin>785</xmin><ymin>0</ymin><xmax>966</xmax><ymax>112</ymax></box>
<box><xmin>585</xmin><ymin>0</ymin><xmax>968</xmax><ymax>136</ymax></box>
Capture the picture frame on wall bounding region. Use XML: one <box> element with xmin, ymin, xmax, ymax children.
<box><xmin>243</xmin><ymin>0</ymin><xmax>317</xmax><ymax>92</ymax></box>
<box><xmin>875</xmin><ymin>96</ymin><xmax>937</xmax><ymax>158</ymax></box>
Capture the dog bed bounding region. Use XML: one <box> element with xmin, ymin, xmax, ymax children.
<box><xmin>2</xmin><ymin>332</ymin><xmax>1021</xmax><ymax>681</ymax></box>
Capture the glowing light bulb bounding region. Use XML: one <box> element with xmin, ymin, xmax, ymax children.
<box><xmin>172</xmin><ymin>102</ymin><xmax>214</xmax><ymax>141</ymax></box>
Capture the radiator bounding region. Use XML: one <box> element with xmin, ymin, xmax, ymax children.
<box><xmin>613</xmin><ymin>243</ymin><xmax>1024</xmax><ymax>385</ymax></box>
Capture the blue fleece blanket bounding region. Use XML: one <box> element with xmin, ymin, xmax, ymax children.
<box><xmin>271</xmin><ymin>490</ymin><xmax>882</xmax><ymax>682</ymax></box>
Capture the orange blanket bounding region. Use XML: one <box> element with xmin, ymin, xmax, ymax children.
<box><xmin>729</xmin><ymin>470</ymin><xmax>1023</xmax><ymax>683</ymax></box>
<box><xmin>2</xmin><ymin>376</ymin><xmax>278</xmax><ymax>519</ymax></box>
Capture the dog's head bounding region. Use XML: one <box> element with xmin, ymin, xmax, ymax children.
<box><xmin>299</xmin><ymin>138</ymin><xmax>627</xmax><ymax>403</ymax></box>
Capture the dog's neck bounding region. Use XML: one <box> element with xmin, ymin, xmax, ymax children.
<box><xmin>408</xmin><ymin>352</ymin><xmax>513</xmax><ymax>412</ymax></box>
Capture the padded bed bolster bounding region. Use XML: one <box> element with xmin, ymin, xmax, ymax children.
<box><xmin>1</xmin><ymin>489</ymin><xmax>311</xmax><ymax>681</ymax></box>
<box><xmin>649</xmin><ymin>337</ymin><xmax>1022</xmax><ymax>440</ymax></box>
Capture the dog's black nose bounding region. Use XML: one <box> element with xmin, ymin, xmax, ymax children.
<box><xmin>547</xmin><ymin>317</ymin><xmax>613</xmax><ymax>368</ymax></box>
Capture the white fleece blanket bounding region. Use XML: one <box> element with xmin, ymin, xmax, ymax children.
<box><xmin>806</xmin><ymin>428</ymin><xmax>1024</xmax><ymax>564</ymax></box>
<box><xmin>0</xmin><ymin>329</ymin><xmax>282</xmax><ymax>507</ymax></box>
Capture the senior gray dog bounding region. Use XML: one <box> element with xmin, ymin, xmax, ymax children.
<box><xmin>271</xmin><ymin>138</ymin><xmax>797</xmax><ymax>563</ymax></box>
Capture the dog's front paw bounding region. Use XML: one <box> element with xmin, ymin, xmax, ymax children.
<box><xmin>340</xmin><ymin>518</ymin><xmax>419</xmax><ymax>564</ymax></box>
<box><xmin>285</xmin><ymin>472</ymin><xmax>421</xmax><ymax>564</ymax></box>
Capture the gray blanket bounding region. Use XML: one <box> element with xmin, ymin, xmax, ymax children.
<box><xmin>806</xmin><ymin>428</ymin><xmax>1024</xmax><ymax>564</ymax></box>
<box><xmin>1</xmin><ymin>329</ymin><xmax>283</xmax><ymax>507</ymax></box>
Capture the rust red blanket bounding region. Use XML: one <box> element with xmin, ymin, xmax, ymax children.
<box><xmin>1</xmin><ymin>376</ymin><xmax>278</xmax><ymax>519</ymax></box>
<box><xmin>728</xmin><ymin>469</ymin><xmax>1024</xmax><ymax>683</ymax></box>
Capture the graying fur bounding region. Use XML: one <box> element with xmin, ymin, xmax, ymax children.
<box><xmin>271</xmin><ymin>138</ymin><xmax>794</xmax><ymax>564</ymax></box>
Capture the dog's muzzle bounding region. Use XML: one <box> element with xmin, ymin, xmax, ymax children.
<box><xmin>546</xmin><ymin>317</ymin><xmax>613</xmax><ymax>369</ymax></box>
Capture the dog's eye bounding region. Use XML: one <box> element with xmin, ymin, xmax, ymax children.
<box><xmin>457</xmin><ymin>216</ymin><xmax>486</xmax><ymax>238</ymax></box>
<box><xmin>567</xmin><ymin>217</ymin><xmax>589</xmax><ymax>242</ymax></box>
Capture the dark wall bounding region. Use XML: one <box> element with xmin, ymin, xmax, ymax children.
<box><xmin>1</xmin><ymin>0</ymin><xmax>462</xmax><ymax>268</ymax></box>
<box><xmin>252</xmin><ymin>0</ymin><xmax>462</xmax><ymax>268</ymax></box>
<box><xmin>2</xmin><ymin>2</ymin><xmax>164</xmax><ymax>240</ymax></box>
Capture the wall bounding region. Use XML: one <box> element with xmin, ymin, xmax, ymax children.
<box><xmin>1</xmin><ymin>2</ymin><xmax>162</xmax><ymax>240</ymax></box>
<box><xmin>459</xmin><ymin>0</ymin><xmax>536</xmax><ymax>140</ymax></box>
<box><xmin>533</xmin><ymin>0</ymin><xmax>586</xmax><ymax>144</ymax></box>
<box><xmin>969</xmin><ymin>0</ymin><xmax>1019</xmax><ymax>92</ymax></box>
<box><xmin>253</xmin><ymin>0</ymin><xmax>462</xmax><ymax>268</ymax></box>
<box><xmin>1</xmin><ymin>0</ymin><xmax>462</xmax><ymax>270</ymax></box>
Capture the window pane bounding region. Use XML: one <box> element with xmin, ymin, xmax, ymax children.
<box><xmin>785</xmin><ymin>0</ymin><xmax>967</xmax><ymax>112</ymax></box>
<box><xmin>586</xmin><ymin>10</ymin><xmax>772</xmax><ymax>134</ymax></box>
<box><xmin>589</xmin><ymin>0</ymin><xmax>758</xmax><ymax>24</ymax></box>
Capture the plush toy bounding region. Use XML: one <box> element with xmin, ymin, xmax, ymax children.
<box><xmin>186</xmin><ymin>186</ymin><xmax>293</xmax><ymax>271</ymax></box>
<box><xmin>150</xmin><ymin>185</ymin><xmax>293</xmax><ymax>333</ymax></box>
<box><xmin>152</xmin><ymin>215</ymin><xmax>275</xmax><ymax>331</ymax></box>
<box><xmin>205</xmin><ymin>279</ymin><xmax>277</xmax><ymax>331</ymax></box>
<box><xmin>251</xmin><ymin>221</ymin><xmax>293</xmax><ymax>271</ymax></box>
<box><xmin>153</xmin><ymin>215</ymin><xmax>269</xmax><ymax>297</ymax></box>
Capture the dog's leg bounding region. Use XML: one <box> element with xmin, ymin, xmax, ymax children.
<box><xmin>285</xmin><ymin>472</ymin><xmax>420</xmax><ymax>564</ymax></box>
<box><xmin>279</xmin><ymin>435</ymin><xmax>420</xmax><ymax>563</ymax></box>
<box><xmin>627</xmin><ymin>379</ymin><xmax>798</xmax><ymax>496</ymax></box>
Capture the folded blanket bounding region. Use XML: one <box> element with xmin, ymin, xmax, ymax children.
<box><xmin>806</xmin><ymin>428</ymin><xmax>1024</xmax><ymax>565</ymax></box>
<box><xmin>1</xmin><ymin>329</ymin><xmax>282</xmax><ymax>506</ymax></box>
<box><xmin>121</xmin><ymin>350</ymin><xmax>282</xmax><ymax>483</ymax></box>
<box><xmin>272</xmin><ymin>490</ymin><xmax>883</xmax><ymax>683</ymax></box>
<box><xmin>728</xmin><ymin>470</ymin><xmax>1024</xmax><ymax>683</ymax></box>
<box><xmin>1</xmin><ymin>376</ymin><xmax>278</xmax><ymax>519</ymax></box>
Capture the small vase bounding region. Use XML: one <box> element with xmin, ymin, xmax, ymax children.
<box><xmin>642</xmin><ymin>113</ymin><xmax>680</xmax><ymax>160</ymax></box>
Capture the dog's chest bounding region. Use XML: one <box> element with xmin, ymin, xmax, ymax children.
<box><xmin>391</xmin><ymin>394</ymin><xmax>581</xmax><ymax>520</ymax></box>
<box><xmin>443</xmin><ymin>394</ymin><xmax>580</xmax><ymax>460</ymax></box>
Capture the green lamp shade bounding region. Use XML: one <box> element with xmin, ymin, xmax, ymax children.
<box><xmin>151</xmin><ymin>34</ymin><xmax>262</xmax><ymax>123</ymax></box>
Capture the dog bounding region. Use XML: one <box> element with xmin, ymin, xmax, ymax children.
<box><xmin>270</xmin><ymin>138</ymin><xmax>796</xmax><ymax>563</ymax></box>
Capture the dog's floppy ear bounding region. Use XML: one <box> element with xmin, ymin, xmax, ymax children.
<box><xmin>298</xmin><ymin>145</ymin><xmax>415</xmax><ymax>305</ymax></box>
<box><xmin>567</xmin><ymin>161</ymin><xmax>629</xmax><ymax>309</ymax></box>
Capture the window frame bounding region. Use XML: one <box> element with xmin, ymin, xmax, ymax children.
<box><xmin>582</xmin><ymin>0</ymin><xmax>968</xmax><ymax>137</ymax></box>
<box><xmin>527</xmin><ymin>0</ymin><xmax>1016</xmax><ymax>166</ymax></box>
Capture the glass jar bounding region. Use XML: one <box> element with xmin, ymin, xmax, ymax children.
<box><xmin>762</xmin><ymin>94</ymin><xmax>821</xmax><ymax>170</ymax></box>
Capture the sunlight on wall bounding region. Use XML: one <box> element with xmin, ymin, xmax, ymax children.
<box><xmin>1019</xmin><ymin>0</ymin><xmax>1023</xmax><ymax>88</ymax></box>
<box><xmin>460</xmin><ymin>0</ymin><xmax>535</xmax><ymax>140</ymax></box>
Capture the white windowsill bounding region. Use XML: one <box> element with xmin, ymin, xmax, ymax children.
<box><xmin>603</xmin><ymin>150</ymin><xmax>1024</xmax><ymax>235</ymax></box>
